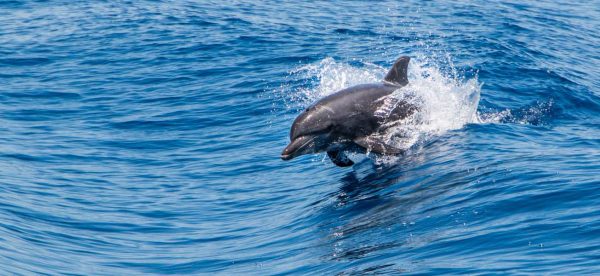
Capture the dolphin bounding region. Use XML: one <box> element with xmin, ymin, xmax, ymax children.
<box><xmin>281</xmin><ymin>56</ymin><xmax>417</xmax><ymax>167</ymax></box>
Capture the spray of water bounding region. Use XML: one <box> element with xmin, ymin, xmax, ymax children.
<box><xmin>383</xmin><ymin>59</ymin><xmax>481</xmax><ymax>149</ymax></box>
<box><xmin>477</xmin><ymin>100</ymin><xmax>554</xmax><ymax>125</ymax></box>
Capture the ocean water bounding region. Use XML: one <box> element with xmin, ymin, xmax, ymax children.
<box><xmin>1</xmin><ymin>0</ymin><xmax>599</xmax><ymax>274</ymax></box>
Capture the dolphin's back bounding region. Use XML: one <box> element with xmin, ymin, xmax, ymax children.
<box><xmin>313</xmin><ymin>83</ymin><xmax>410</xmax><ymax>138</ymax></box>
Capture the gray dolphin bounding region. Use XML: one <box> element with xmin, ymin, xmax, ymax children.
<box><xmin>281</xmin><ymin>56</ymin><xmax>417</xmax><ymax>167</ymax></box>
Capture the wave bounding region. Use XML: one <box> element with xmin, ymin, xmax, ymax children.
<box><xmin>477</xmin><ymin>99</ymin><xmax>555</xmax><ymax>125</ymax></box>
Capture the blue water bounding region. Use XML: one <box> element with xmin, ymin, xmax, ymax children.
<box><xmin>1</xmin><ymin>0</ymin><xmax>599</xmax><ymax>274</ymax></box>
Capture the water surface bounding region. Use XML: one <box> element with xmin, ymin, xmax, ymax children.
<box><xmin>0</xmin><ymin>0</ymin><xmax>599</xmax><ymax>274</ymax></box>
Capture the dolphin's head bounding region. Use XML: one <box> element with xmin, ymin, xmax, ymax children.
<box><xmin>281</xmin><ymin>105</ymin><xmax>335</xmax><ymax>160</ymax></box>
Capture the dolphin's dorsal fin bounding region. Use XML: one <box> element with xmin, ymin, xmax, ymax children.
<box><xmin>383</xmin><ymin>56</ymin><xmax>410</xmax><ymax>86</ymax></box>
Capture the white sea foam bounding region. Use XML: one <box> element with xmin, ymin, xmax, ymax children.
<box><xmin>477</xmin><ymin>100</ymin><xmax>554</xmax><ymax>125</ymax></box>
<box><xmin>289</xmin><ymin>58</ymin><xmax>384</xmax><ymax>106</ymax></box>
<box><xmin>286</xmin><ymin>57</ymin><xmax>482</xmax><ymax>164</ymax></box>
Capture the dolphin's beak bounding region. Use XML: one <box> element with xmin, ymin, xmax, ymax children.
<box><xmin>280</xmin><ymin>153</ymin><xmax>294</xmax><ymax>161</ymax></box>
<box><xmin>281</xmin><ymin>135</ymin><xmax>313</xmax><ymax>161</ymax></box>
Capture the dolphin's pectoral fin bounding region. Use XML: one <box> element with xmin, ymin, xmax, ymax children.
<box><xmin>327</xmin><ymin>150</ymin><xmax>354</xmax><ymax>167</ymax></box>
<box><xmin>354</xmin><ymin>136</ymin><xmax>404</xmax><ymax>155</ymax></box>
<box><xmin>383</xmin><ymin>56</ymin><xmax>410</xmax><ymax>86</ymax></box>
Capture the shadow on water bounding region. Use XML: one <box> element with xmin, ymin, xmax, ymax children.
<box><xmin>305</xmin><ymin>133</ymin><xmax>483</xmax><ymax>273</ymax></box>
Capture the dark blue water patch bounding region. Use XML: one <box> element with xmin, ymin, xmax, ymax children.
<box><xmin>108</xmin><ymin>119</ymin><xmax>192</xmax><ymax>131</ymax></box>
<box><xmin>0</xmin><ymin>57</ymin><xmax>52</xmax><ymax>66</ymax></box>
<box><xmin>98</xmin><ymin>139</ymin><xmax>193</xmax><ymax>152</ymax></box>
<box><xmin>0</xmin><ymin>0</ymin><xmax>25</xmax><ymax>8</ymax></box>
<box><xmin>223</xmin><ymin>17</ymin><xmax>252</xmax><ymax>26</ymax></box>
<box><xmin>2</xmin><ymin>91</ymin><xmax>81</xmax><ymax>100</ymax></box>
<box><xmin>168</xmin><ymin>43</ymin><xmax>228</xmax><ymax>55</ymax></box>
<box><xmin>334</xmin><ymin>28</ymin><xmax>379</xmax><ymax>36</ymax></box>
<box><xmin>3</xmin><ymin>108</ymin><xmax>82</xmax><ymax>121</ymax></box>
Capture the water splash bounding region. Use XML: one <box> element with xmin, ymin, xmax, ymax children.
<box><xmin>285</xmin><ymin>58</ymin><xmax>385</xmax><ymax>108</ymax></box>
<box><xmin>478</xmin><ymin>100</ymin><xmax>555</xmax><ymax>126</ymax></box>
<box><xmin>380</xmin><ymin>59</ymin><xmax>482</xmax><ymax>153</ymax></box>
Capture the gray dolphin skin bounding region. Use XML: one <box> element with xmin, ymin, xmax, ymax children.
<box><xmin>281</xmin><ymin>56</ymin><xmax>416</xmax><ymax>167</ymax></box>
